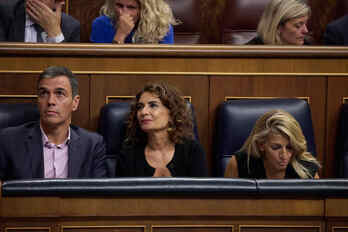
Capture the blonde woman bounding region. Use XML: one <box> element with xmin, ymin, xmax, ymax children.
<box><xmin>247</xmin><ymin>0</ymin><xmax>311</xmax><ymax>45</ymax></box>
<box><xmin>224</xmin><ymin>110</ymin><xmax>320</xmax><ymax>179</ymax></box>
<box><xmin>91</xmin><ymin>0</ymin><xmax>177</xmax><ymax>44</ymax></box>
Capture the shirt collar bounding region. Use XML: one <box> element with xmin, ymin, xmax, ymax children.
<box><xmin>25</xmin><ymin>13</ymin><xmax>35</xmax><ymax>27</ymax></box>
<box><xmin>40</xmin><ymin>126</ymin><xmax>71</xmax><ymax>147</ymax></box>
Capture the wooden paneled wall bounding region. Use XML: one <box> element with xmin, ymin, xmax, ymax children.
<box><xmin>1</xmin><ymin>44</ymin><xmax>348</xmax><ymax>178</ymax></box>
<box><xmin>1</xmin><ymin>192</ymin><xmax>348</xmax><ymax>232</ymax></box>
<box><xmin>66</xmin><ymin>0</ymin><xmax>343</xmax><ymax>44</ymax></box>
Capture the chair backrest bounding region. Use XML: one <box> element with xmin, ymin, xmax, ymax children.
<box><xmin>336</xmin><ymin>103</ymin><xmax>348</xmax><ymax>178</ymax></box>
<box><xmin>214</xmin><ymin>98</ymin><xmax>316</xmax><ymax>176</ymax></box>
<box><xmin>166</xmin><ymin>0</ymin><xmax>201</xmax><ymax>44</ymax></box>
<box><xmin>98</xmin><ymin>102</ymin><xmax>130</xmax><ymax>156</ymax></box>
<box><xmin>336</xmin><ymin>0</ymin><xmax>348</xmax><ymax>19</ymax></box>
<box><xmin>222</xmin><ymin>0</ymin><xmax>271</xmax><ymax>44</ymax></box>
<box><xmin>98</xmin><ymin>102</ymin><xmax>130</xmax><ymax>177</ymax></box>
<box><xmin>0</xmin><ymin>103</ymin><xmax>40</xmax><ymax>130</ymax></box>
<box><xmin>98</xmin><ymin>101</ymin><xmax>199</xmax><ymax>176</ymax></box>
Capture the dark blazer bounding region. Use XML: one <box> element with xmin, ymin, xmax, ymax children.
<box><xmin>0</xmin><ymin>0</ymin><xmax>80</xmax><ymax>42</ymax></box>
<box><xmin>246</xmin><ymin>35</ymin><xmax>311</xmax><ymax>45</ymax></box>
<box><xmin>0</xmin><ymin>122</ymin><xmax>107</xmax><ymax>180</ymax></box>
<box><xmin>323</xmin><ymin>15</ymin><xmax>348</xmax><ymax>46</ymax></box>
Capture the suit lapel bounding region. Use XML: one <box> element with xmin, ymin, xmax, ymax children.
<box><xmin>26</xmin><ymin>123</ymin><xmax>44</xmax><ymax>178</ymax></box>
<box><xmin>11</xmin><ymin>0</ymin><xmax>26</xmax><ymax>42</ymax></box>
<box><xmin>68</xmin><ymin>127</ymin><xmax>81</xmax><ymax>178</ymax></box>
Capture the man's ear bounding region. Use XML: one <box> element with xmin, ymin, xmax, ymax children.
<box><xmin>72</xmin><ymin>95</ymin><xmax>80</xmax><ymax>112</ymax></box>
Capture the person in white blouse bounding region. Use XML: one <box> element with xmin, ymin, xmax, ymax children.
<box><xmin>0</xmin><ymin>0</ymin><xmax>80</xmax><ymax>43</ymax></box>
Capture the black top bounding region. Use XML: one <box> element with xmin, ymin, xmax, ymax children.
<box><xmin>323</xmin><ymin>15</ymin><xmax>348</xmax><ymax>46</ymax></box>
<box><xmin>117</xmin><ymin>139</ymin><xmax>208</xmax><ymax>177</ymax></box>
<box><xmin>246</xmin><ymin>36</ymin><xmax>265</xmax><ymax>45</ymax></box>
<box><xmin>234</xmin><ymin>151</ymin><xmax>319</xmax><ymax>179</ymax></box>
<box><xmin>245</xmin><ymin>36</ymin><xmax>311</xmax><ymax>45</ymax></box>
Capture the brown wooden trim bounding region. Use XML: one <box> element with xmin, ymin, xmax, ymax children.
<box><xmin>61</xmin><ymin>225</ymin><xmax>146</xmax><ymax>232</ymax></box>
<box><xmin>105</xmin><ymin>96</ymin><xmax>135</xmax><ymax>104</ymax></box>
<box><xmin>326</xmin><ymin>198</ymin><xmax>348</xmax><ymax>217</ymax></box>
<box><xmin>150</xmin><ymin>225</ymin><xmax>234</xmax><ymax>232</ymax></box>
<box><xmin>1</xmin><ymin>44</ymin><xmax>348</xmax><ymax>58</ymax></box>
<box><xmin>238</xmin><ymin>225</ymin><xmax>321</xmax><ymax>232</ymax></box>
<box><xmin>65</xmin><ymin>0</ymin><xmax>69</xmax><ymax>14</ymax></box>
<box><xmin>332</xmin><ymin>226</ymin><xmax>348</xmax><ymax>232</ymax></box>
<box><xmin>342</xmin><ymin>97</ymin><xmax>348</xmax><ymax>104</ymax></box>
<box><xmin>105</xmin><ymin>96</ymin><xmax>192</xmax><ymax>104</ymax></box>
<box><xmin>2</xmin><ymin>71</ymin><xmax>348</xmax><ymax>76</ymax></box>
<box><xmin>5</xmin><ymin>227</ymin><xmax>51</xmax><ymax>232</ymax></box>
<box><xmin>224</xmin><ymin>96</ymin><xmax>311</xmax><ymax>104</ymax></box>
<box><xmin>0</xmin><ymin>95</ymin><xmax>37</xmax><ymax>98</ymax></box>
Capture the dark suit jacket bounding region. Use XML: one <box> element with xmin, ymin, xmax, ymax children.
<box><xmin>323</xmin><ymin>15</ymin><xmax>348</xmax><ymax>46</ymax></box>
<box><xmin>0</xmin><ymin>122</ymin><xmax>107</xmax><ymax>180</ymax></box>
<box><xmin>0</xmin><ymin>0</ymin><xmax>80</xmax><ymax>42</ymax></box>
<box><xmin>246</xmin><ymin>35</ymin><xmax>311</xmax><ymax>45</ymax></box>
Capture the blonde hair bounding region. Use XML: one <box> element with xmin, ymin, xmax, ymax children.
<box><xmin>257</xmin><ymin>0</ymin><xmax>310</xmax><ymax>44</ymax></box>
<box><xmin>240</xmin><ymin>110</ymin><xmax>320</xmax><ymax>178</ymax></box>
<box><xmin>100</xmin><ymin>0</ymin><xmax>179</xmax><ymax>43</ymax></box>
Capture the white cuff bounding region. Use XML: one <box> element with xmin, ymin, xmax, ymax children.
<box><xmin>45</xmin><ymin>33</ymin><xmax>65</xmax><ymax>43</ymax></box>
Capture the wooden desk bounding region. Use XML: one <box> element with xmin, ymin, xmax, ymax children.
<box><xmin>2</xmin><ymin>191</ymin><xmax>347</xmax><ymax>232</ymax></box>
<box><xmin>0</xmin><ymin>193</ymin><xmax>326</xmax><ymax>232</ymax></box>
<box><xmin>1</xmin><ymin>178</ymin><xmax>347</xmax><ymax>232</ymax></box>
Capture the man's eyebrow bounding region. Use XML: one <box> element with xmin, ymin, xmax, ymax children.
<box><xmin>54</xmin><ymin>87</ymin><xmax>68</xmax><ymax>92</ymax></box>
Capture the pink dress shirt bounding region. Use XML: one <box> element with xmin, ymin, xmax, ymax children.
<box><xmin>41</xmin><ymin>127</ymin><xmax>70</xmax><ymax>178</ymax></box>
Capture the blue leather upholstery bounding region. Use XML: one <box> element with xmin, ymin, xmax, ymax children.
<box><xmin>98</xmin><ymin>102</ymin><xmax>130</xmax><ymax>177</ymax></box>
<box><xmin>98</xmin><ymin>102</ymin><xmax>130</xmax><ymax>156</ymax></box>
<box><xmin>222</xmin><ymin>0</ymin><xmax>271</xmax><ymax>44</ymax></box>
<box><xmin>2</xmin><ymin>178</ymin><xmax>257</xmax><ymax>196</ymax></box>
<box><xmin>3</xmin><ymin>178</ymin><xmax>348</xmax><ymax>197</ymax></box>
<box><xmin>0</xmin><ymin>103</ymin><xmax>39</xmax><ymax>129</ymax></box>
<box><xmin>336</xmin><ymin>103</ymin><xmax>348</xmax><ymax>177</ymax></box>
<box><xmin>98</xmin><ymin>101</ymin><xmax>199</xmax><ymax>177</ymax></box>
<box><xmin>256</xmin><ymin>179</ymin><xmax>348</xmax><ymax>196</ymax></box>
<box><xmin>214</xmin><ymin>98</ymin><xmax>316</xmax><ymax>176</ymax></box>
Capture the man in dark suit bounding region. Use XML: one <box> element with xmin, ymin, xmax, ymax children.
<box><xmin>0</xmin><ymin>66</ymin><xmax>107</xmax><ymax>180</ymax></box>
<box><xmin>323</xmin><ymin>15</ymin><xmax>348</xmax><ymax>46</ymax></box>
<box><xmin>0</xmin><ymin>0</ymin><xmax>80</xmax><ymax>42</ymax></box>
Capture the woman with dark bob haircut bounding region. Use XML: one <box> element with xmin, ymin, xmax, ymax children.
<box><xmin>116</xmin><ymin>82</ymin><xmax>208</xmax><ymax>177</ymax></box>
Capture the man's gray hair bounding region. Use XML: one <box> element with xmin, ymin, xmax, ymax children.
<box><xmin>38</xmin><ymin>66</ymin><xmax>79</xmax><ymax>97</ymax></box>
